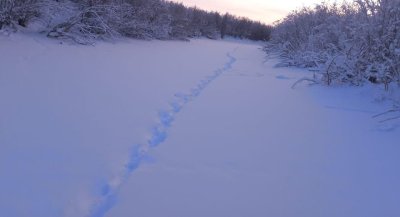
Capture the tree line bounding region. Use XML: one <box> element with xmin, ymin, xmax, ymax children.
<box><xmin>0</xmin><ymin>0</ymin><xmax>272</xmax><ymax>44</ymax></box>
<box><xmin>269</xmin><ymin>0</ymin><xmax>400</xmax><ymax>89</ymax></box>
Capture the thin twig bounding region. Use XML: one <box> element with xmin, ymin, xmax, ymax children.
<box><xmin>291</xmin><ymin>77</ymin><xmax>318</xmax><ymax>89</ymax></box>
<box><xmin>372</xmin><ymin>109</ymin><xmax>399</xmax><ymax>118</ymax></box>
<box><xmin>379</xmin><ymin>115</ymin><xmax>400</xmax><ymax>123</ymax></box>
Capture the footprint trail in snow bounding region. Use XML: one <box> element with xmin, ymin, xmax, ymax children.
<box><xmin>87</xmin><ymin>51</ymin><xmax>237</xmax><ymax>217</ymax></box>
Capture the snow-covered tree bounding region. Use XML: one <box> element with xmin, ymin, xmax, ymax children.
<box><xmin>2</xmin><ymin>0</ymin><xmax>272</xmax><ymax>42</ymax></box>
<box><xmin>168</xmin><ymin>2</ymin><xmax>190</xmax><ymax>39</ymax></box>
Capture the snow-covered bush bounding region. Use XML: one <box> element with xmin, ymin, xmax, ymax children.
<box><xmin>0</xmin><ymin>0</ymin><xmax>41</xmax><ymax>30</ymax></box>
<box><xmin>47</xmin><ymin>0</ymin><xmax>133</xmax><ymax>44</ymax></box>
<box><xmin>270</xmin><ymin>0</ymin><xmax>400</xmax><ymax>88</ymax></box>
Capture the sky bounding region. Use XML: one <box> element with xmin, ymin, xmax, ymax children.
<box><xmin>174</xmin><ymin>0</ymin><xmax>324</xmax><ymax>24</ymax></box>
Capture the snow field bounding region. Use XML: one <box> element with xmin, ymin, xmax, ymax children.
<box><xmin>1</xmin><ymin>34</ymin><xmax>399</xmax><ymax>217</ymax></box>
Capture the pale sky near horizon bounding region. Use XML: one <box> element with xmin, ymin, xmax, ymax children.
<box><xmin>174</xmin><ymin>0</ymin><xmax>325</xmax><ymax>24</ymax></box>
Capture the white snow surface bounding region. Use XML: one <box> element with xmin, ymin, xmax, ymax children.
<box><xmin>1</xmin><ymin>34</ymin><xmax>400</xmax><ymax>217</ymax></box>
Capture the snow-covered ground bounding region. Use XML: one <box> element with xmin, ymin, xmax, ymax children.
<box><xmin>1</xmin><ymin>34</ymin><xmax>399</xmax><ymax>217</ymax></box>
